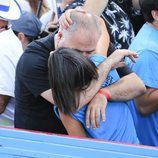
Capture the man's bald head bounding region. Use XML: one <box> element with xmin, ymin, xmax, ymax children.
<box><xmin>56</xmin><ymin>11</ymin><xmax>102</xmax><ymax>57</ymax></box>
<box><xmin>59</xmin><ymin>10</ymin><xmax>101</xmax><ymax>41</ymax></box>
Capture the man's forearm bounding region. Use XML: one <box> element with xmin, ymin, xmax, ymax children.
<box><xmin>102</xmin><ymin>73</ymin><xmax>146</xmax><ymax>101</ymax></box>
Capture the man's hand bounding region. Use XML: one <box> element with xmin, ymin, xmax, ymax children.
<box><xmin>85</xmin><ymin>92</ymin><xmax>108</xmax><ymax>129</ymax></box>
<box><xmin>59</xmin><ymin>8</ymin><xmax>86</xmax><ymax>29</ymax></box>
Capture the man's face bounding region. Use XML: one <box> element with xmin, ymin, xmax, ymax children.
<box><xmin>56</xmin><ymin>28</ymin><xmax>100</xmax><ymax>58</ymax></box>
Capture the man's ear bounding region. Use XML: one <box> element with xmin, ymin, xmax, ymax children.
<box><xmin>54</xmin><ymin>31</ymin><xmax>63</xmax><ymax>49</ymax></box>
<box><xmin>151</xmin><ymin>10</ymin><xmax>158</xmax><ymax>22</ymax></box>
<box><xmin>17</xmin><ymin>32</ymin><xmax>25</xmax><ymax>42</ymax></box>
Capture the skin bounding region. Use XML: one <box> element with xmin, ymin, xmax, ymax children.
<box><xmin>16</xmin><ymin>32</ymin><xmax>29</xmax><ymax>50</ymax></box>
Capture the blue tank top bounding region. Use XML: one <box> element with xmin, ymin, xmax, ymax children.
<box><xmin>54</xmin><ymin>54</ymin><xmax>139</xmax><ymax>144</ymax></box>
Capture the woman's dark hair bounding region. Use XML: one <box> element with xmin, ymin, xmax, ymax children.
<box><xmin>139</xmin><ymin>0</ymin><xmax>158</xmax><ymax>22</ymax></box>
<box><xmin>48</xmin><ymin>47</ymin><xmax>98</xmax><ymax>114</ymax></box>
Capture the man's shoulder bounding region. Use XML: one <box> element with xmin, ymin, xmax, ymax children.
<box><xmin>17</xmin><ymin>34</ymin><xmax>56</xmax><ymax>71</ymax></box>
<box><xmin>25</xmin><ymin>33</ymin><xmax>55</xmax><ymax>54</ymax></box>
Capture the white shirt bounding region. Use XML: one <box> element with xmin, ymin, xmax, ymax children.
<box><xmin>0</xmin><ymin>29</ymin><xmax>23</xmax><ymax>126</ymax></box>
<box><xmin>16</xmin><ymin>0</ymin><xmax>31</xmax><ymax>12</ymax></box>
<box><xmin>40</xmin><ymin>0</ymin><xmax>58</xmax><ymax>31</ymax></box>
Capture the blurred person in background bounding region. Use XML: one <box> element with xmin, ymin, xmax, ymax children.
<box><xmin>28</xmin><ymin>0</ymin><xmax>50</xmax><ymax>18</ymax></box>
<box><xmin>0</xmin><ymin>0</ymin><xmax>23</xmax><ymax>126</ymax></box>
<box><xmin>11</xmin><ymin>11</ymin><xmax>42</xmax><ymax>50</ymax></box>
<box><xmin>126</xmin><ymin>0</ymin><xmax>158</xmax><ymax>146</ymax></box>
<box><xmin>40</xmin><ymin>0</ymin><xmax>76</xmax><ymax>34</ymax></box>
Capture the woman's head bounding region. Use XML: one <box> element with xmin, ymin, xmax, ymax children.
<box><xmin>48</xmin><ymin>47</ymin><xmax>98</xmax><ymax>114</ymax></box>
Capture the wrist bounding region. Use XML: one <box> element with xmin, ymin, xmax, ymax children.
<box><xmin>97</xmin><ymin>89</ymin><xmax>111</xmax><ymax>100</ymax></box>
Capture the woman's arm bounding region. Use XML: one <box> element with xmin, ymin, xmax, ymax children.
<box><xmin>96</xmin><ymin>17</ymin><xmax>109</xmax><ymax>56</ymax></box>
<box><xmin>59</xmin><ymin>110</ymin><xmax>87</xmax><ymax>137</ymax></box>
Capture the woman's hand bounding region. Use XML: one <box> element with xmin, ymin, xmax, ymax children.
<box><xmin>59</xmin><ymin>8</ymin><xmax>86</xmax><ymax>29</ymax></box>
<box><xmin>85</xmin><ymin>92</ymin><xmax>108</xmax><ymax>129</ymax></box>
<box><xmin>106</xmin><ymin>49</ymin><xmax>138</xmax><ymax>69</ymax></box>
<box><xmin>96</xmin><ymin>17</ymin><xmax>110</xmax><ymax>56</ymax></box>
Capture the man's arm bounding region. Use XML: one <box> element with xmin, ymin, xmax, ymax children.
<box><xmin>0</xmin><ymin>95</ymin><xmax>10</xmax><ymax>114</ymax></box>
<box><xmin>103</xmin><ymin>73</ymin><xmax>146</xmax><ymax>101</ymax></box>
<box><xmin>135</xmin><ymin>88</ymin><xmax>158</xmax><ymax>116</ymax></box>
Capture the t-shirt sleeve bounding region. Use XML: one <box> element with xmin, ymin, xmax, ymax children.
<box><xmin>17</xmin><ymin>47</ymin><xmax>50</xmax><ymax>97</ymax></box>
<box><xmin>17</xmin><ymin>34</ymin><xmax>55</xmax><ymax>97</ymax></box>
<box><xmin>116</xmin><ymin>66</ymin><xmax>133</xmax><ymax>77</ymax></box>
<box><xmin>130</xmin><ymin>50</ymin><xmax>158</xmax><ymax>89</ymax></box>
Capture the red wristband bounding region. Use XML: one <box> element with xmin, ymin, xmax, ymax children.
<box><xmin>98</xmin><ymin>89</ymin><xmax>111</xmax><ymax>100</ymax></box>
